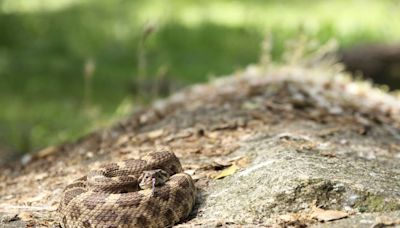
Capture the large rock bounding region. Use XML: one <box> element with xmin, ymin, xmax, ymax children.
<box><xmin>199</xmin><ymin>126</ymin><xmax>400</xmax><ymax>225</ymax></box>
<box><xmin>1</xmin><ymin>64</ymin><xmax>399</xmax><ymax>227</ymax></box>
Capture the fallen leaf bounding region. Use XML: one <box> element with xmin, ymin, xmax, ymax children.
<box><xmin>277</xmin><ymin>213</ymin><xmax>313</xmax><ymax>227</ymax></box>
<box><xmin>214</xmin><ymin>164</ymin><xmax>239</xmax><ymax>179</ymax></box>
<box><xmin>85</xmin><ymin>151</ymin><xmax>94</xmax><ymax>158</ymax></box>
<box><xmin>372</xmin><ymin>216</ymin><xmax>400</xmax><ymax>228</ymax></box>
<box><xmin>18</xmin><ymin>212</ymin><xmax>33</xmax><ymax>222</ymax></box>
<box><xmin>116</xmin><ymin>135</ymin><xmax>130</xmax><ymax>146</ymax></box>
<box><xmin>163</xmin><ymin>130</ymin><xmax>193</xmax><ymax>142</ymax></box>
<box><xmin>34</xmin><ymin>173</ymin><xmax>48</xmax><ymax>181</ymax></box>
<box><xmin>231</xmin><ymin>156</ymin><xmax>249</xmax><ymax>168</ymax></box>
<box><xmin>212</xmin><ymin>159</ymin><xmax>232</xmax><ymax>169</ymax></box>
<box><xmin>37</xmin><ymin>146</ymin><xmax>57</xmax><ymax>158</ymax></box>
<box><xmin>320</xmin><ymin>151</ymin><xmax>336</xmax><ymax>158</ymax></box>
<box><xmin>212</xmin><ymin>156</ymin><xmax>249</xmax><ymax>170</ymax></box>
<box><xmin>184</xmin><ymin>169</ymin><xmax>196</xmax><ymax>176</ymax></box>
<box><xmin>206</xmin><ymin>131</ymin><xmax>220</xmax><ymax>139</ymax></box>
<box><xmin>311</xmin><ymin>207</ymin><xmax>348</xmax><ymax>222</ymax></box>
<box><xmin>147</xmin><ymin>129</ymin><xmax>164</xmax><ymax>139</ymax></box>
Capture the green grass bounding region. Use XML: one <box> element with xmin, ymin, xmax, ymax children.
<box><xmin>0</xmin><ymin>0</ymin><xmax>399</xmax><ymax>156</ymax></box>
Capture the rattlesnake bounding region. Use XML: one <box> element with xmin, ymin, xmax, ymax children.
<box><xmin>58</xmin><ymin>151</ymin><xmax>196</xmax><ymax>228</ymax></box>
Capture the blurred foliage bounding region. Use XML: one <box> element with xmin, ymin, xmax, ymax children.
<box><xmin>0</xmin><ymin>0</ymin><xmax>399</xmax><ymax>157</ymax></box>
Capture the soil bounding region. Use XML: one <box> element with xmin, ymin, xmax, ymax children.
<box><xmin>0</xmin><ymin>64</ymin><xmax>400</xmax><ymax>227</ymax></box>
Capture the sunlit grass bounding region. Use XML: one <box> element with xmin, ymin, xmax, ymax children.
<box><xmin>3</xmin><ymin>0</ymin><xmax>400</xmax><ymax>42</ymax></box>
<box><xmin>0</xmin><ymin>0</ymin><xmax>399</xmax><ymax>156</ymax></box>
<box><xmin>1</xmin><ymin>0</ymin><xmax>84</xmax><ymax>13</ymax></box>
<box><xmin>129</xmin><ymin>0</ymin><xmax>400</xmax><ymax>43</ymax></box>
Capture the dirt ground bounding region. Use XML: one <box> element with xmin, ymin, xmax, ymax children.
<box><xmin>1</xmin><ymin>64</ymin><xmax>400</xmax><ymax>227</ymax></box>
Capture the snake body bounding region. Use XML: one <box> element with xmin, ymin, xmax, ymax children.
<box><xmin>58</xmin><ymin>151</ymin><xmax>196</xmax><ymax>228</ymax></box>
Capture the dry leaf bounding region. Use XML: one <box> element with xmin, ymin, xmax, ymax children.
<box><xmin>214</xmin><ymin>164</ymin><xmax>239</xmax><ymax>179</ymax></box>
<box><xmin>85</xmin><ymin>151</ymin><xmax>94</xmax><ymax>158</ymax></box>
<box><xmin>184</xmin><ymin>169</ymin><xmax>196</xmax><ymax>176</ymax></box>
<box><xmin>37</xmin><ymin>146</ymin><xmax>57</xmax><ymax>158</ymax></box>
<box><xmin>212</xmin><ymin>159</ymin><xmax>232</xmax><ymax>169</ymax></box>
<box><xmin>372</xmin><ymin>216</ymin><xmax>400</xmax><ymax>228</ymax></box>
<box><xmin>311</xmin><ymin>207</ymin><xmax>348</xmax><ymax>222</ymax></box>
<box><xmin>320</xmin><ymin>151</ymin><xmax>336</xmax><ymax>158</ymax></box>
<box><xmin>147</xmin><ymin>129</ymin><xmax>164</xmax><ymax>139</ymax></box>
<box><xmin>18</xmin><ymin>212</ymin><xmax>33</xmax><ymax>222</ymax></box>
<box><xmin>34</xmin><ymin>173</ymin><xmax>48</xmax><ymax>181</ymax></box>
<box><xmin>206</xmin><ymin>131</ymin><xmax>220</xmax><ymax>139</ymax></box>
<box><xmin>277</xmin><ymin>213</ymin><xmax>313</xmax><ymax>227</ymax></box>
<box><xmin>116</xmin><ymin>135</ymin><xmax>130</xmax><ymax>145</ymax></box>
<box><xmin>231</xmin><ymin>156</ymin><xmax>249</xmax><ymax>168</ymax></box>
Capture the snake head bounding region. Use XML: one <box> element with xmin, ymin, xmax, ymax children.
<box><xmin>138</xmin><ymin>169</ymin><xmax>170</xmax><ymax>190</ymax></box>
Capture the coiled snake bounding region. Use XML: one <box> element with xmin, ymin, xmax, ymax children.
<box><xmin>58</xmin><ymin>151</ymin><xmax>196</xmax><ymax>227</ymax></box>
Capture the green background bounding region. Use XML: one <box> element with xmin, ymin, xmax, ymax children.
<box><xmin>0</xmin><ymin>0</ymin><xmax>399</xmax><ymax>157</ymax></box>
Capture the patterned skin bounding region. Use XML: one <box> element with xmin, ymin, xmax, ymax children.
<box><xmin>58</xmin><ymin>151</ymin><xmax>196</xmax><ymax>228</ymax></box>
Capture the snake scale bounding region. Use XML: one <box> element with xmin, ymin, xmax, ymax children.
<box><xmin>58</xmin><ymin>151</ymin><xmax>196</xmax><ymax>228</ymax></box>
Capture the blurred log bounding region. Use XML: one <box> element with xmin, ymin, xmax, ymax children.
<box><xmin>339</xmin><ymin>43</ymin><xmax>400</xmax><ymax>89</ymax></box>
